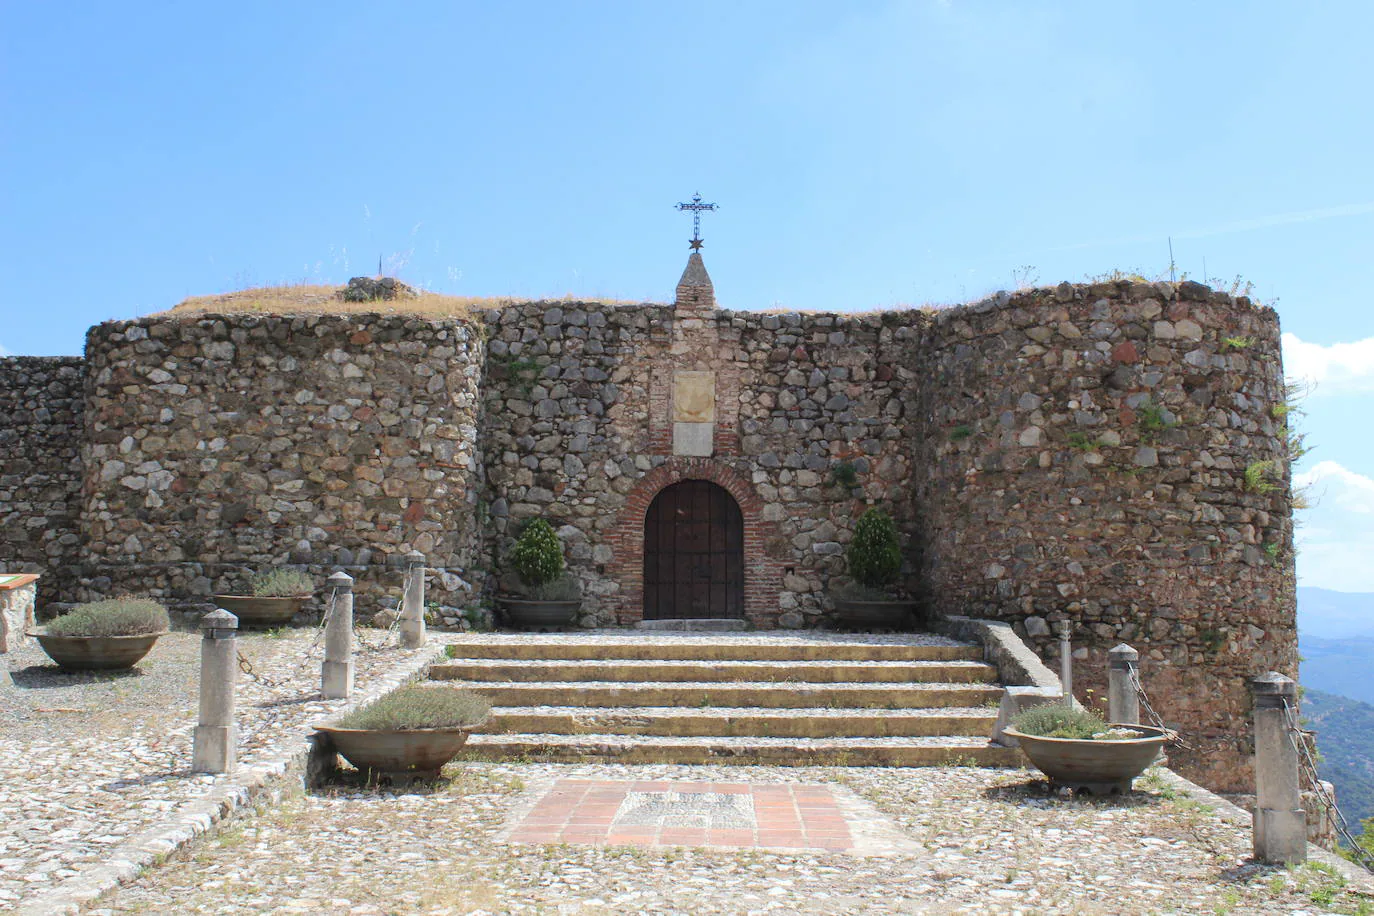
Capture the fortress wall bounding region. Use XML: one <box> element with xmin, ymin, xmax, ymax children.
<box><xmin>0</xmin><ymin>356</ymin><xmax>85</xmax><ymax>606</ymax></box>
<box><xmin>80</xmin><ymin>314</ymin><xmax>486</xmax><ymax>612</ymax></box>
<box><xmin>478</xmin><ymin>301</ymin><xmax>924</xmax><ymax>625</ymax></box>
<box><xmin>911</xmin><ymin>279</ymin><xmax>1295</xmax><ymax>791</ymax></box>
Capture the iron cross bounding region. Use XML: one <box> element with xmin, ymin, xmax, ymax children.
<box><xmin>676</xmin><ymin>192</ymin><xmax>717</xmax><ymax>250</ymax></box>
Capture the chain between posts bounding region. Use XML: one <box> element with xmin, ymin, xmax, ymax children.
<box><xmin>235</xmin><ymin>588</ymin><xmax>337</xmax><ymax>690</ymax></box>
<box><xmin>1281</xmin><ymin>697</ymin><xmax>1374</xmax><ymax>872</ymax></box>
<box><xmin>1128</xmin><ymin>667</ymin><xmax>1189</xmax><ymax>749</ymax></box>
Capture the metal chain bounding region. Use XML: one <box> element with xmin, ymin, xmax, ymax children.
<box><xmin>1281</xmin><ymin>697</ymin><xmax>1374</xmax><ymax>872</ymax></box>
<box><xmin>1128</xmin><ymin>667</ymin><xmax>1189</xmax><ymax>749</ymax></box>
<box><xmin>351</xmin><ymin>574</ymin><xmax>411</xmax><ymax>654</ymax></box>
<box><xmin>235</xmin><ymin>589</ymin><xmax>336</xmax><ymax>691</ymax></box>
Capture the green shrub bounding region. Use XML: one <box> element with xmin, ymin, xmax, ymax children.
<box><xmin>45</xmin><ymin>598</ymin><xmax>170</xmax><ymax>637</ymax></box>
<box><xmin>526</xmin><ymin>576</ymin><xmax>581</xmax><ymax>601</ymax></box>
<box><xmin>337</xmin><ymin>685</ymin><xmax>491</xmax><ymax>730</ymax></box>
<box><xmin>847</xmin><ymin>508</ymin><xmax>902</xmax><ymax>589</ymax></box>
<box><xmin>251</xmin><ymin>568</ymin><xmax>313</xmax><ymax>597</ymax></box>
<box><xmin>510</xmin><ymin>519</ymin><xmax>564</xmax><ymax>588</ymax></box>
<box><xmin>1012</xmin><ymin>704</ymin><xmax>1109</xmax><ymax>740</ymax></box>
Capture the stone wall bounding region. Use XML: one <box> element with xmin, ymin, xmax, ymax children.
<box><xmin>0</xmin><ymin>270</ymin><xmax>1298</xmax><ymax>795</ymax></box>
<box><xmin>912</xmin><ymin>279</ymin><xmax>1294</xmax><ymax>792</ymax></box>
<box><xmin>79</xmin><ymin>314</ymin><xmax>486</xmax><ymax>612</ymax></box>
<box><xmin>0</xmin><ymin>357</ymin><xmax>85</xmax><ymax>606</ymax></box>
<box><xmin>478</xmin><ymin>300</ymin><xmax>924</xmax><ymax>626</ymax></box>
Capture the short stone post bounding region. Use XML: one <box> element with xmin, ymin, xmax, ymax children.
<box><xmin>1107</xmin><ymin>644</ymin><xmax>1140</xmax><ymax>725</ymax></box>
<box><xmin>192</xmin><ymin>608</ymin><xmax>239</xmax><ymax>774</ymax></box>
<box><xmin>1057</xmin><ymin>619</ymin><xmax>1073</xmax><ymax>706</ymax></box>
<box><xmin>400</xmin><ymin>551</ymin><xmax>427</xmax><ymax>649</ymax></box>
<box><xmin>322</xmin><ymin>571</ymin><xmax>355</xmax><ymax>700</ymax></box>
<box><xmin>1252</xmin><ymin>672</ymin><xmax>1306</xmax><ymax>865</ymax></box>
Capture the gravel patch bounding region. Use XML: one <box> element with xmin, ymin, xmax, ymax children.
<box><xmin>0</xmin><ymin>626</ymin><xmax>441</xmax><ymax>910</ymax></box>
<box><xmin>92</xmin><ymin>762</ymin><xmax>1374</xmax><ymax>915</ymax></box>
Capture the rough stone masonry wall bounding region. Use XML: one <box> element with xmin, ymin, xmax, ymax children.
<box><xmin>478</xmin><ymin>302</ymin><xmax>923</xmax><ymax>626</ymax></box>
<box><xmin>80</xmin><ymin>314</ymin><xmax>486</xmax><ymax>612</ymax></box>
<box><xmin>912</xmin><ymin>279</ymin><xmax>1294</xmax><ymax>792</ymax></box>
<box><xmin>0</xmin><ymin>357</ymin><xmax>85</xmax><ymax>606</ymax></box>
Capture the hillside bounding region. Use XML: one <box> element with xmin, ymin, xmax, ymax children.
<box><xmin>1305</xmin><ymin>688</ymin><xmax>1374</xmax><ymax>835</ymax></box>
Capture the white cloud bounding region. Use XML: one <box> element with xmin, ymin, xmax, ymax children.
<box><xmin>0</xmin><ymin>341</ymin><xmax>9</xmax><ymax>357</ymax></box>
<box><xmin>1281</xmin><ymin>332</ymin><xmax>1374</xmax><ymax>395</ymax></box>
<box><xmin>1296</xmin><ymin>461</ymin><xmax>1374</xmax><ymax>590</ymax></box>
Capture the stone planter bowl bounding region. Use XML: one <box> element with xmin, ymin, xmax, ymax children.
<box><xmin>314</xmin><ymin>725</ymin><xmax>477</xmax><ymax>779</ymax></box>
<box><xmin>29</xmin><ymin>629</ymin><xmax>167</xmax><ymax>670</ymax></box>
<box><xmin>497</xmin><ymin>597</ymin><xmax>581</xmax><ymax>631</ymax></box>
<box><xmin>211</xmin><ymin>595</ymin><xmax>307</xmax><ymax>627</ymax></box>
<box><xmin>832</xmin><ymin>597</ymin><xmax>916</xmax><ymax>631</ymax></box>
<box><xmin>1002</xmin><ymin>724</ymin><xmax>1170</xmax><ymax>795</ymax></box>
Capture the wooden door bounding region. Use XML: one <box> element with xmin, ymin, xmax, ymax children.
<box><xmin>643</xmin><ymin>480</ymin><xmax>744</xmax><ymax>619</ymax></box>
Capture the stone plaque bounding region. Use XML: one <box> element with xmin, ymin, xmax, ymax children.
<box><xmin>673</xmin><ymin>371</ymin><xmax>715</xmax><ymax>423</ymax></box>
<box><xmin>673</xmin><ymin>422</ymin><xmax>713</xmax><ymax>457</ymax></box>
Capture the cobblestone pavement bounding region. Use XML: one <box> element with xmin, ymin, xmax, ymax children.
<box><xmin>95</xmin><ymin>761</ymin><xmax>1374</xmax><ymax>915</ymax></box>
<box><xmin>0</xmin><ymin>624</ymin><xmax>434</xmax><ymax>910</ymax></box>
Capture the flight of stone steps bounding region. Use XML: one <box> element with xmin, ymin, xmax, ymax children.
<box><xmin>431</xmin><ymin>634</ymin><xmax>1022</xmax><ymax>767</ymax></box>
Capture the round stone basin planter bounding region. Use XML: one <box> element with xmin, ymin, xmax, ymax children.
<box><xmin>314</xmin><ymin>725</ymin><xmax>477</xmax><ymax>779</ymax></box>
<box><xmin>29</xmin><ymin>629</ymin><xmax>167</xmax><ymax>670</ymax></box>
<box><xmin>1003</xmin><ymin>724</ymin><xmax>1171</xmax><ymax>795</ymax></box>
<box><xmin>831</xmin><ymin>597</ymin><xmax>916</xmax><ymax>631</ymax></box>
<box><xmin>497</xmin><ymin>597</ymin><xmax>581</xmax><ymax>631</ymax></box>
<box><xmin>211</xmin><ymin>595</ymin><xmax>307</xmax><ymax>627</ymax></box>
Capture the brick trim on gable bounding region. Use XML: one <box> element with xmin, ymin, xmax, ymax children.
<box><xmin>607</xmin><ymin>458</ymin><xmax>784</xmax><ymax>626</ymax></box>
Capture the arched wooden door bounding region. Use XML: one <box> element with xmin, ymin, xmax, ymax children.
<box><xmin>643</xmin><ymin>480</ymin><xmax>744</xmax><ymax>619</ymax></box>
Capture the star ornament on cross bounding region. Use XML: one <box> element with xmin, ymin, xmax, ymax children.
<box><xmin>676</xmin><ymin>192</ymin><xmax>717</xmax><ymax>250</ymax></box>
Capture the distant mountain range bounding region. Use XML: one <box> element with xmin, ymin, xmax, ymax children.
<box><xmin>1298</xmin><ymin>587</ymin><xmax>1374</xmax><ymax>837</ymax></box>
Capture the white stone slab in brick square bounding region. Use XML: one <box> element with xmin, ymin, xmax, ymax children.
<box><xmin>673</xmin><ymin>421</ymin><xmax>713</xmax><ymax>457</ymax></box>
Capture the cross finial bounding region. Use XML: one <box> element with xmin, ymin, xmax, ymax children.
<box><xmin>676</xmin><ymin>192</ymin><xmax>717</xmax><ymax>250</ymax></box>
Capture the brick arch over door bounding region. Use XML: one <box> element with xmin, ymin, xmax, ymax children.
<box><xmin>607</xmin><ymin>458</ymin><xmax>783</xmax><ymax>626</ymax></box>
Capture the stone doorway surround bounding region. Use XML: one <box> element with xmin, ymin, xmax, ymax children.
<box><xmin>607</xmin><ymin>458</ymin><xmax>783</xmax><ymax>627</ymax></box>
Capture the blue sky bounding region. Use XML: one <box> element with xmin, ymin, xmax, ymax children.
<box><xmin>3</xmin><ymin>1</ymin><xmax>1372</xmax><ymax>590</ymax></box>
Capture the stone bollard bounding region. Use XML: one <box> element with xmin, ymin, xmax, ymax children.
<box><xmin>192</xmin><ymin>608</ymin><xmax>239</xmax><ymax>774</ymax></box>
<box><xmin>1252</xmin><ymin>672</ymin><xmax>1307</xmax><ymax>865</ymax></box>
<box><xmin>322</xmin><ymin>571</ymin><xmax>355</xmax><ymax>700</ymax></box>
<box><xmin>1057</xmin><ymin>620</ymin><xmax>1073</xmax><ymax>706</ymax></box>
<box><xmin>400</xmin><ymin>551</ymin><xmax>427</xmax><ymax>649</ymax></box>
<box><xmin>1107</xmin><ymin>644</ymin><xmax>1140</xmax><ymax>725</ymax></box>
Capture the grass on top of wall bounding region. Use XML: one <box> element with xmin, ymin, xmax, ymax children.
<box><xmin>155</xmin><ymin>283</ymin><xmax>655</xmax><ymax>318</ymax></box>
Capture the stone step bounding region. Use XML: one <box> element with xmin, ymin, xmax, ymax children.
<box><xmin>459</xmin><ymin>733</ymin><xmax>1023</xmax><ymax>767</ymax></box>
<box><xmin>453</xmin><ymin>681</ymin><xmax>1004</xmax><ymax>709</ymax></box>
<box><xmin>445</xmin><ymin>639</ymin><xmax>982</xmax><ymax>663</ymax></box>
<box><xmin>483</xmin><ymin>706</ymin><xmax>998</xmax><ymax>739</ymax></box>
<box><xmin>432</xmin><ymin>658</ymin><xmax>997</xmax><ymax>685</ymax></box>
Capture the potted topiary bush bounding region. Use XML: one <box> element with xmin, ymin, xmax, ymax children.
<box><xmin>213</xmin><ymin>567</ymin><xmax>313</xmax><ymax>627</ymax></box>
<box><xmin>497</xmin><ymin>519</ymin><xmax>582</xmax><ymax>630</ymax></box>
<box><xmin>831</xmin><ymin>507</ymin><xmax>916</xmax><ymax>630</ymax></box>
<box><xmin>314</xmin><ymin>684</ymin><xmax>491</xmax><ymax>780</ymax></box>
<box><xmin>1002</xmin><ymin>704</ymin><xmax>1172</xmax><ymax>795</ymax></box>
<box><xmin>30</xmin><ymin>598</ymin><xmax>170</xmax><ymax>670</ymax></box>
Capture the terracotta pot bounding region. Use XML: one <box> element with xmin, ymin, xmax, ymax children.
<box><xmin>831</xmin><ymin>597</ymin><xmax>916</xmax><ymax>631</ymax></box>
<box><xmin>497</xmin><ymin>597</ymin><xmax>581</xmax><ymax>631</ymax></box>
<box><xmin>314</xmin><ymin>725</ymin><xmax>477</xmax><ymax>779</ymax></box>
<box><xmin>211</xmin><ymin>595</ymin><xmax>307</xmax><ymax>627</ymax></box>
<box><xmin>29</xmin><ymin>629</ymin><xmax>166</xmax><ymax>670</ymax></box>
<box><xmin>1002</xmin><ymin>724</ymin><xmax>1170</xmax><ymax>795</ymax></box>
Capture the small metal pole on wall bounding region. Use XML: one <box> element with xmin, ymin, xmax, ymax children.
<box><xmin>322</xmin><ymin>571</ymin><xmax>355</xmax><ymax>700</ymax></box>
<box><xmin>1107</xmin><ymin>643</ymin><xmax>1140</xmax><ymax>725</ymax></box>
<box><xmin>1252</xmin><ymin>672</ymin><xmax>1307</xmax><ymax>865</ymax></box>
<box><xmin>192</xmin><ymin>608</ymin><xmax>239</xmax><ymax>774</ymax></box>
<box><xmin>400</xmin><ymin>551</ymin><xmax>427</xmax><ymax>649</ymax></box>
<box><xmin>1058</xmin><ymin>619</ymin><xmax>1073</xmax><ymax>706</ymax></box>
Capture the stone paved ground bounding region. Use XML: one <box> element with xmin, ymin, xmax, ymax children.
<box><xmin>0</xmin><ymin>623</ymin><xmax>433</xmax><ymax>910</ymax></box>
<box><xmin>95</xmin><ymin>761</ymin><xmax>1374</xmax><ymax>915</ymax></box>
